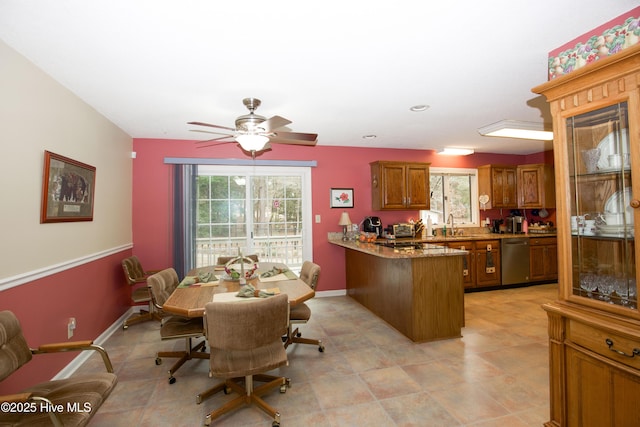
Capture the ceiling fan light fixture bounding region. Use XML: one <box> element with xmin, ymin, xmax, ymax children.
<box><xmin>437</xmin><ymin>148</ymin><xmax>474</xmax><ymax>156</ymax></box>
<box><xmin>235</xmin><ymin>134</ymin><xmax>270</xmax><ymax>152</ymax></box>
<box><xmin>478</xmin><ymin>120</ymin><xmax>554</xmax><ymax>141</ymax></box>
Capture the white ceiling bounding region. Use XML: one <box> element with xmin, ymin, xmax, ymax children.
<box><xmin>1</xmin><ymin>1</ymin><xmax>638</xmax><ymax>155</ymax></box>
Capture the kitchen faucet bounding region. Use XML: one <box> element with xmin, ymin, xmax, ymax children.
<box><xmin>448</xmin><ymin>213</ymin><xmax>455</xmax><ymax>236</ymax></box>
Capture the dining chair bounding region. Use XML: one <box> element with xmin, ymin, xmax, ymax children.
<box><xmin>196</xmin><ymin>293</ymin><xmax>290</xmax><ymax>426</ymax></box>
<box><xmin>217</xmin><ymin>254</ymin><xmax>259</xmax><ymax>265</ymax></box>
<box><xmin>147</xmin><ymin>268</ymin><xmax>209</xmax><ymax>384</ymax></box>
<box><xmin>284</xmin><ymin>260</ymin><xmax>324</xmax><ymax>352</ymax></box>
<box><xmin>121</xmin><ymin>255</ymin><xmax>163</xmax><ymax>329</ymax></box>
<box><xmin>0</xmin><ymin>310</ymin><xmax>117</xmax><ymax>427</ymax></box>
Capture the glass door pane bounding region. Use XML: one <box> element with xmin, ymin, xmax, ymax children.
<box><xmin>568</xmin><ymin>102</ymin><xmax>636</xmax><ymax>308</ymax></box>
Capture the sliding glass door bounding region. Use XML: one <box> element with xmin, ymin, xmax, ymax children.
<box><xmin>194</xmin><ymin>165</ymin><xmax>312</xmax><ymax>270</ymax></box>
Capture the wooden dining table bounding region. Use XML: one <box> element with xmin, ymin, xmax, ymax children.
<box><xmin>162</xmin><ymin>262</ymin><xmax>315</xmax><ymax>318</ymax></box>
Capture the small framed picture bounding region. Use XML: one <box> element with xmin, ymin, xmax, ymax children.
<box><xmin>41</xmin><ymin>150</ymin><xmax>96</xmax><ymax>223</ymax></box>
<box><xmin>330</xmin><ymin>188</ymin><xmax>354</xmax><ymax>208</ymax></box>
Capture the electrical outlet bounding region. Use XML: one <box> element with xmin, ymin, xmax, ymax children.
<box><xmin>315</xmin><ymin>214</ymin><xmax>321</xmax><ymax>223</ymax></box>
<box><xmin>67</xmin><ymin>317</ymin><xmax>76</xmax><ymax>339</ymax></box>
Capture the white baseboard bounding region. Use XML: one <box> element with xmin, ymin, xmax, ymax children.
<box><xmin>52</xmin><ymin>308</ymin><xmax>134</xmax><ymax>380</ymax></box>
<box><xmin>315</xmin><ymin>289</ymin><xmax>346</xmax><ymax>297</ymax></box>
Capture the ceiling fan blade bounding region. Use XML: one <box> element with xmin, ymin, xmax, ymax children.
<box><xmin>195</xmin><ymin>135</ymin><xmax>235</xmax><ymax>144</ymax></box>
<box><xmin>190</xmin><ymin>129</ymin><xmax>235</xmax><ymax>137</ymax></box>
<box><xmin>257</xmin><ymin>115</ymin><xmax>292</xmax><ymax>132</ymax></box>
<box><xmin>188</xmin><ymin>121</ymin><xmax>237</xmax><ymax>132</ymax></box>
<box><xmin>197</xmin><ymin>140</ymin><xmax>235</xmax><ymax>149</ymax></box>
<box><xmin>272</xmin><ymin>130</ymin><xmax>318</xmax><ymax>142</ymax></box>
<box><xmin>269</xmin><ymin>137</ymin><xmax>318</xmax><ymax>146</ymax></box>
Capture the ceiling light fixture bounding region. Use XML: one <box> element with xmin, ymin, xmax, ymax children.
<box><xmin>437</xmin><ymin>148</ymin><xmax>475</xmax><ymax>156</ymax></box>
<box><xmin>478</xmin><ymin>120</ymin><xmax>554</xmax><ymax>141</ymax></box>
<box><xmin>235</xmin><ymin>134</ymin><xmax>270</xmax><ymax>152</ymax></box>
<box><xmin>410</xmin><ymin>104</ymin><xmax>430</xmax><ymax>112</ymax></box>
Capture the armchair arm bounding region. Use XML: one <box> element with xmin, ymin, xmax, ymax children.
<box><xmin>0</xmin><ymin>392</ymin><xmax>32</xmax><ymax>403</ymax></box>
<box><xmin>31</xmin><ymin>341</ymin><xmax>114</xmax><ymax>373</ymax></box>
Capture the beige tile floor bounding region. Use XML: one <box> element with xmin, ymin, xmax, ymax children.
<box><xmin>79</xmin><ymin>283</ymin><xmax>557</xmax><ymax>426</ymax></box>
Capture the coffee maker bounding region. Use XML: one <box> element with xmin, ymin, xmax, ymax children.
<box><xmin>506</xmin><ymin>216</ymin><xmax>525</xmax><ymax>233</ymax></box>
<box><xmin>363</xmin><ymin>216</ymin><xmax>382</xmax><ymax>237</ymax></box>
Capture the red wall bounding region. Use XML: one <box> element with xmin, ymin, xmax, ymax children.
<box><xmin>132</xmin><ymin>139</ymin><xmax>549</xmax><ymax>292</ymax></box>
<box><xmin>0</xmin><ymin>250</ymin><xmax>131</xmax><ymax>393</ymax></box>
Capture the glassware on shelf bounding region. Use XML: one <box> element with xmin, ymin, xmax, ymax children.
<box><xmin>579</xmin><ymin>273</ymin><xmax>598</xmax><ymax>298</ymax></box>
<box><xmin>581</xmin><ymin>148</ymin><xmax>601</xmax><ymax>173</ymax></box>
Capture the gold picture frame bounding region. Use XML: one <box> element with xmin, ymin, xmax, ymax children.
<box><xmin>41</xmin><ymin>150</ymin><xmax>96</xmax><ymax>223</ymax></box>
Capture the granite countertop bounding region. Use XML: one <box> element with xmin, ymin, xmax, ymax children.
<box><xmin>329</xmin><ymin>239</ymin><xmax>468</xmax><ymax>259</ymax></box>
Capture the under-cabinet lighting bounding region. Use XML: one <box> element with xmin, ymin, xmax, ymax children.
<box><xmin>477</xmin><ymin>120</ymin><xmax>554</xmax><ymax>141</ymax></box>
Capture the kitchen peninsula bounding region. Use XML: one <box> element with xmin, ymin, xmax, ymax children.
<box><xmin>329</xmin><ymin>239</ymin><xmax>467</xmax><ymax>342</ymax></box>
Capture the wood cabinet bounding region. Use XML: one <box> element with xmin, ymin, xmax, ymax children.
<box><xmin>533</xmin><ymin>44</ymin><xmax>640</xmax><ymax>427</ymax></box>
<box><xmin>370</xmin><ymin>161</ymin><xmax>430</xmax><ymax>210</ymax></box>
<box><xmin>517</xmin><ymin>163</ymin><xmax>556</xmax><ymax>209</ymax></box>
<box><xmin>446</xmin><ymin>241</ymin><xmax>475</xmax><ymax>289</ymax></box>
<box><xmin>529</xmin><ymin>236</ymin><xmax>558</xmax><ymax>282</ymax></box>
<box><xmin>477</xmin><ymin>165</ymin><xmax>517</xmax><ymax>209</ymax></box>
<box><xmin>447</xmin><ymin>239</ymin><xmax>501</xmax><ymax>289</ymax></box>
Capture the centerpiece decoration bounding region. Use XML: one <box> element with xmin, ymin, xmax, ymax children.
<box><xmin>222</xmin><ymin>249</ymin><xmax>258</xmax><ymax>281</ymax></box>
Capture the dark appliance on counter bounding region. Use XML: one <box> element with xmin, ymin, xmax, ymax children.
<box><xmin>492</xmin><ymin>219</ymin><xmax>503</xmax><ymax>234</ymax></box>
<box><xmin>363</xmin><ymin>216</ymin><xmax>382</xmax><ymax>237</ymax></box>
<box><xmin>506</xmin><ymin>216</ymin><xmax>525</xmax><ymax>234</ymax></box>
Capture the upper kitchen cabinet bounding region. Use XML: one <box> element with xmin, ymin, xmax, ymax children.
<box><xmin>477</xmin><ymin>165</ymin><xmax>517</xmax><ymax>209</ymax></box>
<box><xmin>533</xmin><ymin>44</ymin><xmax>640</xmax><ymax>427</ymax></box>
<box><xmin>517</xmin><ymin>163</ymin><xmax>556</xmax><ymax>209</ymax></box>
<box><xmin>370</xmin><ymin>161</ymin><xmax>430</xmax><ymax>210</ymax></box>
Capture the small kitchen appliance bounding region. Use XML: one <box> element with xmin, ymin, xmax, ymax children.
<box><xmin>363</xmin><ymin>216</ymin><xmax>382</xmax><ymax>237</ymax></box>
<box><xmin>392</xmin><ymin>223</ymin><xmax>415</xmax><ymax>238</ymax></box>
<box><xmin>506</xmin><ymin>216</ymin><xmax>525</xmax><ymax>234</ymax></box>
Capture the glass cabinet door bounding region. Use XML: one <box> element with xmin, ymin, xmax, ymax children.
<box><xmin>567</xmin><ymin>102</ymin><xmax>637</xmax><ymax>309</ymax></box>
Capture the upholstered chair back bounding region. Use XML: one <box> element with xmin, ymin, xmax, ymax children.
<box><xmin>205</xmin><ymin>293</ymin><xmax>288</xmax><ymax>352</ymax></box>
<box><xmin>147</xmin><ymin>268</ymin><xmax>180</xmax><ymax>308</ymax></box>
<box><xmin>299</xmin><ymin>261</ymin><xmax>321</xmax><ymax>290</ymax></box>
<box><xmin>0</xmin><ymin>311</ymin><xmax>33</xmax><ymax>381</ymax></box>
<box><xmin>122</xmin><ymin>256</ymin><xmax>146</xmax><ymax>284</ymax></box>
<box><xmin>216</xmin><ymin>254</ymin><xmax>259</xmax><ymax>265</ymax></box>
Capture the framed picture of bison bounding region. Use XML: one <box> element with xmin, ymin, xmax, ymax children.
<box><xmin>41</xmin><ymin>150</ymin><xmax>96</xmax><ymax>223</ymax></box>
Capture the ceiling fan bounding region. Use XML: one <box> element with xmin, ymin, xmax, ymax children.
<box><xmin>188</xmin><ymin>98</ymin><xmax>318</xmax><ymax>157</ymax></box>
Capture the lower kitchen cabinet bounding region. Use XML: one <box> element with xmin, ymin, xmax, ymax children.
<box><xmin>475</xmin><ymin>240</ymin><xmax>501</xmax><ymax>287</ymax></box>
<box><xmin>447</xmin><ymin>240</ymin><xmax>501</xmax><ymax>289</ymax></box>
<box><xmin>446</xmin><ymin>241</ymin><xmax>474</xmax><ymax>289</ymax></box>
<box><xmin>529</xmin><ymin>236</ymin><xmax>558</xmax><ymax>282</ymax></box>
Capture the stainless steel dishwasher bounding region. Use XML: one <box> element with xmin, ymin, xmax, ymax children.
<box><xmin>501</xmin><ymin>237</ymin><xmax>530</xmax><ymax>285</ymax></box>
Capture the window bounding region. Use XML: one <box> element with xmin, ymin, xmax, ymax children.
<box><xmin>421</xmin><ymin>167</ymin><xmax>479</xmax><ymax>227</ymax></box>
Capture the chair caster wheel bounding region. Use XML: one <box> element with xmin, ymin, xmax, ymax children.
<box><xmin>169</xmin><ymin>376</ymin><xmax>176</xmax><ymax>384</ymax></box>
<box><xmin>295</xmin><ymin>332</ymin><xmax>302</xmax><ymax>338</ymax></box>
<box><xmin>272</xmin><ymin>422</ymin><xmax>280</xmax><ymax>427</ymax></box>
<box><xmin>155</xmin><ymin>357</ymin><xmax>162</xmax><ymax>365</ymax></box>
<box><xmin>318</xmin><ymin>344</ymin><xmax>325</xmax><ymax>352</ymax></box>
<box><xmin>223</xmin><ymin>386</ymin><xmax>231</xmax><ymax>395</ymax></box>
<box><xmin>123</xmin><ymin>324</ymin><xmax>128</xmax><ymax>330</ymax></box>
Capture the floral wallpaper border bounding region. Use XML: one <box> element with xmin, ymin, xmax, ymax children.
<box><xmin>548</xmin><ymin>7</ymin><xmax>640</xmax><ymax>80</ymax></box>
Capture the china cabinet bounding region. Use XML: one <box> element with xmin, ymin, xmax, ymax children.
<box><xmin>370</xmin><ymin>161</ymin><xmax>430</xmax><ymax>210</ymax></box>
<box><xmin>533</xmin><ymin>44</ymin><xmax>640</xmax><ymax>427</ymax></box>
<box><xmin>477</xmin><ymin>165</ymin><xmax>517</xmax><ymax>209</ymax></box>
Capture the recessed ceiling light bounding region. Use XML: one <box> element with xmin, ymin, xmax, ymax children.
<box><xmin>437</xmin><ymin>148</ymin><xmax>475</xmax><ymax>156</ymax></box>
<box><xmin>362</xmin><ymin>135</ymin><xmax>377</xmax><ymax>140</ymax></box>
<box><xmin>409</xmin><ymin>104</ymin><xmax>430</xmax><ymax>112</ymax></box>
<box><xmin>478</xmin><ymin>120</ymin><xmax>554</xmax><ymax>141</ymax></box>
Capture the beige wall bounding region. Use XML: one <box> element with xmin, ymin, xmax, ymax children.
<box><xmin>0</xmin><ymin>39</ymin><xmax>133</xmax><ymax>281</ymax></box>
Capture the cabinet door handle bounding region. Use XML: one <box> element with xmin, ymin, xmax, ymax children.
<box><xmin>631</xmin><ymin>199</ymin><xmax>640</xmax><ymax>209</ymax></box>
<box><xmin>605</xmin><ymin>338</ymin><xmax>640</xmax><ymax>358</ymax></box>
